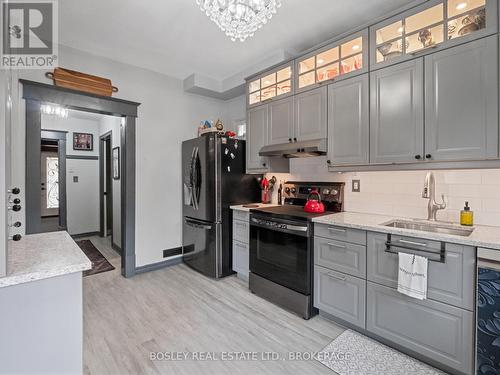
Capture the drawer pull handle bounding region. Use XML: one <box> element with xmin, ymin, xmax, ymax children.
<box><xmin>327</xmin><ymin>272</ymin><xmax>346</xmax><ymax>282</ymax></box>
<box><xmin>327</xmin><ymin>242</ymin><xmax>346</xmax><ymax>249</ymax></box>
<box><xmin>397</xmin><ymin>239</ymin><xmax>427</xmax><ymax>247</ymax></box>
<box><xmin>328</xmin><ymin>227</ymin><xmax>346</xmax><ymax>233</ymax></box>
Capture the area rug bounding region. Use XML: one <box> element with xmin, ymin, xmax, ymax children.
<box><xmin>316</xmin><ymin>330</ymin><xmax>445</xmax><ymax>375</ymax></box>
<box><xmin>75</xmin><ymin>240</ymin><xmax>115</xmax><ymax>277</ymax></box>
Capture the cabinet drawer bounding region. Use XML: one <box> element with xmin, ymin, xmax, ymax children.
<box><xmin>367</xmin><ymin>232</ymin><xmax>475</xmax><ymax>310</ymax></box>
<box><xmin>314</xmin><ymin>265</ymin><xmax>366</xmax><ymax>329</ymax></box>
<box><xmin>314</xmin><ymin>236</ymin><xmax>366</xmax><ymax>278</ymax></box>
<box><xmin>367</xmin><ymin>282</ymin><xmax>474</xmax><ymax>375</ymax></box>
<box><xmin>233</xmin><ymin>219</ymin><xmax>249</xmax><ymax>244</ymax></box>
<box><xmin>233</xmin><ymin>210</ymin><xmax>249</xmax><ymax>222</ymax></box>
<box><xmin>314</xmin><ymin>224</ymin><xmax>366</xmax><ymax>245</ymax></box>
<box><xmin>232</xmin><ymin>240</ymin><xmax>249</xmax><ymax>279</ymax></box>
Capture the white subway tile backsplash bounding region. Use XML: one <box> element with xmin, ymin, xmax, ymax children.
<box><xmin>265</xmin><ymin>167</ymin><xmax>500</xmax><ymax>227</ymax></box>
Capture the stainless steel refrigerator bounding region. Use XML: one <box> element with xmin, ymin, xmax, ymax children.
<box><xmin>182</xmin><ymin>133</ymin><xmax>260</xmax><ymax>278</ymax></box>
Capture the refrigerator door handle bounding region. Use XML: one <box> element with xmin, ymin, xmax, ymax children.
<box><xmin>185</xmin><ymin>218</ymin><xmax>212</xmax><ymax>230</ymax></box>
<box><xmin>189</xmin><ymin>146</ymin><xmax>200</xmax><ymax>210</ymax></box>
<box><xmin>192</xmin><ymin>146</ymin><xmax>200</xmax><ymax>210</ymax></box>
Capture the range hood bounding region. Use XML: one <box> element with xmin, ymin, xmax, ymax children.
<box><xmin>259</xmin><ymin>139</ymin><xmax>327</xmax><ymax>158</ymax></box>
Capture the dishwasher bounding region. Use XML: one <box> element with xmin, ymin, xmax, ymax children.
<box><xmin>477</xmin><ymin>248</ymin><xmax>500</xmax><ymax>374</ymax></box>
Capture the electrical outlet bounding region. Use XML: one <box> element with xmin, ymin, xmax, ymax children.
<box><xmin>352</xmin><ymin>179</ymin><xmax>360</xmax><ymax>192</ymax></box>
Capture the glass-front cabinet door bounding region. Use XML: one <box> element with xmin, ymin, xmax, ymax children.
<box><xmin>247</xmin><ymin>63</ymin><xmax>293</xmax><ymax>107</ymax></box>
<box><xmin>295</xmin><ymin>29</ymin><xmax>368</xmax><ymax>93</ymax></box>
<box><xmin>371</xmin><ymin>0</ymin><xmax>497</xmax><ymax>68</ymax></box>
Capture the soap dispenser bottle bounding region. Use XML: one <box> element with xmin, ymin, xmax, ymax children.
<box><xmin>460</xmin><ymin>201</ymin><xmax>474</xmax><ymax>226</ymax></box>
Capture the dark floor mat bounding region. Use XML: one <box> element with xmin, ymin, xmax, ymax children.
<box><xmin>75</xmin><ymin>240</ymin><xmax>115</xmax><ymax>277</ymax></box>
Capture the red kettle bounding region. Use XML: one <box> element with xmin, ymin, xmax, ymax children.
<box><xmin>304</xmin><ymin>189</ymin><xmax>325</xmax><ymax>213</ymax></box>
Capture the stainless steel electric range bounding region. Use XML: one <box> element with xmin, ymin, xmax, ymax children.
<box><xmin>249</xmin><ymin>181</ymin><xmax>345</xmax><ymax>319</ymax></box>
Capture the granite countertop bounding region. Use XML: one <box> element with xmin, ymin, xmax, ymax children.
<box><xmin>0</xmin><ymin>231</ymin><xmax>92</xmax><ymax>288</ymax></box>
<box><xmin>313</xmin><ymin>212</ymin><xmax>500</xmax><ymax>250</ymax></box>
<box><xmin>230</xmin><ymin>203</ymin><xmax>278</xmax><ymax>212</ymax></box>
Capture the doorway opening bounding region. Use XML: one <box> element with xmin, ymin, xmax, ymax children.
<box><xmin>22</xmin><ymin>79</ymin><xmax>139</xmax><ymax>277</ymax></box>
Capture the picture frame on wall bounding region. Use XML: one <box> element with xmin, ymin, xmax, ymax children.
<box><xmin>112</xmin><ymin>146</ymin><xmax>120</xmax><ymax>180</ymax></box>
<box><xmin>73</xmin><ymin>132</ymin><xmax>93</xmax><ymax>151</ymax></box>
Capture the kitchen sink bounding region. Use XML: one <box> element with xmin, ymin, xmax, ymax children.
<box><xmin>382</xmin><ymin>219</ymin><xmax>474</xmax><ymax>237</ymax></box>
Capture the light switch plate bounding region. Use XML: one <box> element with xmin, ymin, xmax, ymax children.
<box><xmin>352</xmin><ymin>179</ymin><xmax>360</xmax><ymax>192</ymax></box>
<box><xmin>73</xmin><ymin>176</ymin><xmax>78</xmax><ymax>183</ymax></box>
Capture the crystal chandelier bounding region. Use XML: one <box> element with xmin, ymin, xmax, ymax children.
<box><xmin>196</xmin><ymin>0</ymin><xmax>282</xmax><ymax>42</ymax></box>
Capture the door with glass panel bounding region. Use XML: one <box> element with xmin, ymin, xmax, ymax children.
<box><xmin>247</xmin><ymin>64</ymin><xmax>293</xmax><ymax>108</ymax></box>
<box><xmin>371</xmin><ymin>0</ymin><xmax>497</xmax><ymax>69</ymax></box>
<box><xmin>295</xmin><ymin>29</ymin><xmax>368</xmax><ymax>94</ymax></box>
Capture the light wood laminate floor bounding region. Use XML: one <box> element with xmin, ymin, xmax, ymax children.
<box><xmin>82</xmin><ymin>236</ymin><xmax>344</xmax><ymax>375</ymax></box>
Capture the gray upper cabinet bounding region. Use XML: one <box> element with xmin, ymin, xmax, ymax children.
<box><xmin>247</xmin><ymin>63</ymin><xmax>293</xmax><ymax>108</ymax></box>
<box><xmin>370</xmin><ymin>0</ymin><xmax>498</xmax><ymax>70</ymax></box>
<box><xmin>246</xmin><ymin>105</ymin><xmax>269</xmax><ymax>172</ymax></box>
<box><xmin>370</xmin><ymin>59</ymin><xmax>424</xmax><ymax>163</ymax></box>
<box><xmin>424</xmin><ymin>35</ymin><xmax>499</xmax><ymax>161</ymax></box>
<box><xmin>294</xmin><ymin>86</ymin><xmax>328</xmax><ymax>141</ymax></box>
<box><xmin>268</xmin><ymin>96</ymin><xmax>294</xmax><ymax>145</ymax></box>
<box><xmin>295</xmin><ymin>29</ymin><xmax>368</xmax><ymax>94</ymax></box>
<box><xmin>327</xmin><ymin>74</ymin><xmax>369</xmax><ymax>166</ymax></box>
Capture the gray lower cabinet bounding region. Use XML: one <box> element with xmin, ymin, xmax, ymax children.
<box><xmin>293</xmin><ymin>86</ymin><xmax>327</xmax><ymax>142</ymax></box>
<box><xmin>268</xmin><ymin>96</ymin><xmax>294</xmax><ymax>145</ymax></box>
<box><xmin>424</xmin><ymin>35</ymin><xmax>499</xmax><ymax>161</ymax></box>
<box><xmin>232</xmin><ymin>211</ymin><xmax>250</xmax><ymax>281</ymax></box>
<box><xmin>366</xmin><ymin>232</ymin><xmax>475</xmax><ymax>310</ymax></box>
<box><xmin>314</xmin><ymin>265</ymin><xmax>366</xmax><ymax>329</ymax></box>
<box><xmin>232</xmin><ymin>240</ymin><xmax>249</xmax><ymax>280</ymax></box>
<box><xmin>314</xmin><ymin>236</ymin><xmax>366</xmax><ymax>278</ymax></box>
<box><xmin>370</xmin><ymin>58</ymin><xmax>424</xmax><ymax>164</ymax></box>
<box><xmin>367</xmin><ymin>282</ymin><xmax>474</xmax><ymax>375</ymax></box>
<box><xmin>314</xmin><ymin>223</ymin><xmax>367</xmax><ymax>246</ymax></box>
<box><xmin>246</xmin><ymin>105</ymin><xmax>269</xmax><ymax>172</ymax></box>
<box><xmin>327</xmin><ymin>74</ymin><xmax>369</xmax><ymax>166</ymax></box>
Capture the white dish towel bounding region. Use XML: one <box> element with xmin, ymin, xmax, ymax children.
<box><xmin>397</xmin><ymin>252</ymin><xmax>428</xmax><ymax>300</ymax></box>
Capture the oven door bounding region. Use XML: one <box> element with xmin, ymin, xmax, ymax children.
<box><xmin>249</xmin><ymin>214</ymin><xmax>311</xmax><ymax>295</ymax></box>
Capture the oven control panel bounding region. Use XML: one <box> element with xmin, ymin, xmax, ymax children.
<box><xmin>283</xmin><ymin>181</ymin><xmax>345</xmax><ymax>211</ymax></box>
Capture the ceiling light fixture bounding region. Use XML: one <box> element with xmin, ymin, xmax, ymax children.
<box><xmin>456</xmin><ymin>2</ymin><xmax>467</xmax><ymax>10</ymax></box>
<box><xmin>317</xmin><ymin>59</ymin><xmax>324</xmax><ymax>64</ymax></box>
<box><xmin>397</xmin><ymin>26</ymin><xmax>404</xmax><ymax>33</ymax></box>
<box><xmin>196</xmin><ymin>0</ymin><xmax>282</xmax><ymax>42</ymax></box>
<box><xmin>352</xmin><ymin>44</ymin><xmax>360</xmax><ymax>51</ymax></box>
<box><xmin>41</xmin><ymin>104</ymin><xmax>69</xmax><ymax>119</ymax></box>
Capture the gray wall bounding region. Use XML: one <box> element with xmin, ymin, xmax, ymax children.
<box><xmin>42</xmin><ymin>114</ymin><xmax>101</xmax><ymax>235</ymax></box>
<box><xmin>0</xmin><ymin>69</ymin><xmax>13</xmax><ymax>277</ymax></box>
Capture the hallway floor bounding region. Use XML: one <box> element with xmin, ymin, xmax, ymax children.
<box><xmin>82</xmin><ymin>236</ymin><xmax>343</xmax><ymax>375</ymax></box>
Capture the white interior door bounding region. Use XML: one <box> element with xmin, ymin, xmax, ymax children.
<box><xmin>40</xmin><ymin>151</ymin><xmax>59</xmax><ymax>217</ymax></box>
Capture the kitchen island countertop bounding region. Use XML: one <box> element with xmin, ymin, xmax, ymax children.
<box><xmin>0</xmin><ymin>231</ymin><xmax>91</xmax><ymax>288</ymax></box>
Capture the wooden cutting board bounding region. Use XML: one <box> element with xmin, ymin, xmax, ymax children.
<box><xmin>45</xmin><ymin>68</ymin><xmax>118</xmax><ymax>96</ymax></box>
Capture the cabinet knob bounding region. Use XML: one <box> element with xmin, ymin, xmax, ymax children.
<box><xmin>293</xmin><ymin>137</ymin><xmax>297</xmax><ymax>142</ymax></box>
<box><xmin>8</xmin><ymin>205</ymin><xmax>21</xmax><ymax>212</ymax></box>
<box><xmin>425</xmin><ymin>154</ymin><xmax>432</xmax><ymax>159</ymax></box>
<box><xmin>8</xmin><ymin>187</ymin><xmax>20</xmax><ymax>195</ymax></box>
<box><xmin>10</xmin><ymin>198</ymin><xmax>21</xmax><ymax>204</ymax></box>
<box><xmin>288</xmin><ymin>138</ymin><xmax>292</xmax><ymax>143</ymax></box>
<box><xmin>262</xmin><ymin>163</ymin><xmax>267</xmax><ymax>167</ymax></box>
<box><xmin>414</xmin><ymin>155</ymin><xmax>421</xmax><ymax>160</ymax></box>
<box><xmin>327</xmin><ymin>160</ymin><xmax>331</xmax><ymax>164</ymax></box>
<box><xmin>10</xmin><ymin>221</ymin><xmax>22</xmax><ymax>228</ymax></box>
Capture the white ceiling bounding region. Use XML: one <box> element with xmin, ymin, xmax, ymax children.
<box><xmin>59</xmin><ymin>0</ymin><xmax>418</xmax><ymax>82</ymax></box>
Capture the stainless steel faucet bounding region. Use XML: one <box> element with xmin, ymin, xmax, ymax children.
<box><xmin>422</xmin><ymin>171</ymin><xmax>446</xmax><ymax>221</ymax></box>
